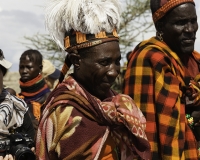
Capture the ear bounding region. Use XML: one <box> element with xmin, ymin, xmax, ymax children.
<box><xmin>68</xmin><ymin>52</ymin><xmax>81</xmax><ymax>69</ymax></box>
<box><xmin>39</xmin><ymin>64</ymin><xmax>43</xmax><ymax>73</ymax></box>
<box><xmin>155</xmin><ymin>21</ymin><xmax>164</xmax><ymax>32</ymax></box>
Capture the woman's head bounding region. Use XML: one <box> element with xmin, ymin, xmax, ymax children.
<box><xmin>151</xmin><ymin>0</ymin><xmax>198</xmax><ymax>56</ymax></box>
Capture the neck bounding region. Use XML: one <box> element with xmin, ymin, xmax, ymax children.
<box><xmin>19</xmin><ymin>74</ymin><xmax>50</xmax><ymax>101</ymax></box>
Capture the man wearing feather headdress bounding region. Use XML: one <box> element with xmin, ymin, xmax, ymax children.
<box><xmin>36</xmin><ymin>0</ymin><xmax>151</xmax><ymax>159</ymax></box>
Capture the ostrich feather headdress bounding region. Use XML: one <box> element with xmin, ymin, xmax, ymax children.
<box><xmin>45</xmin><ymin>0</ymin><xmax>121</xmax><ymax>51</ymax></box>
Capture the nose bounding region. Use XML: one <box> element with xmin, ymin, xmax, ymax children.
<box><xmin>20</xmin><ymin>67</ymin><xmax>28</xmax><ymax>74</ymax></box>
<box><xmin>107</xmin><ymin>64</ymin><xmax>120</xmax><ymax>79</ymax></box>
<box><xmin>184</xmin><ymin>22</ymin><xmax>196</xmax><ymax>33</ymax></box>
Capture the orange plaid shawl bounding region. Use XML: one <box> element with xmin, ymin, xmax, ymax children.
<box><xmin>123</xmin><ymin>37</ymin><xmax>199</xmax><ymax>159</ymax></box>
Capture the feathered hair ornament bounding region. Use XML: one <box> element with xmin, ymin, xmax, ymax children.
<box><xmin>45</xmin><ymin>0</ymin><xmax>121</xmax><ymax>51</ymax></box>
<box><xmin>45</xmin><ymin>0</ymin><xmax>121</xmax><ymax>85</ymax></box>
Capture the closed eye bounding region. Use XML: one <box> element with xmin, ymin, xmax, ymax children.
<box><xmin>99</xmin><ymin>59</ymin><xmax>110</xmax><ymax>66</ymax></box>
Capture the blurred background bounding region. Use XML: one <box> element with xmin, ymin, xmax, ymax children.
<box><xmin>1</xmin><ymin>0</ymin><xmax>200</xmax><ymax>92</ymax></box>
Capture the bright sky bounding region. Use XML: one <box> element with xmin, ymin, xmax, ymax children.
<box><xmin>0</xmin><ymin>0</ymin><xmax>200</xmax><ymax>71</ymax></box>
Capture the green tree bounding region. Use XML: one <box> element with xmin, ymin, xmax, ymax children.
<box><xmin>119</xmin><ymin>0</ymin><xmax>153</xmax><ymax>55</ymax></box>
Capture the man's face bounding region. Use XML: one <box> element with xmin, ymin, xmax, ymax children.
<box><xmin>19</xmin><ymin>55</ymin><xmax>42</xmax><ymax>82</ymax></box>
<box><xmin>77</xmin><ymin>41</ymin><xmax>121</xmax><ymax>100</ymax></box>
<box><xmin>162</xmin><ymin>3</ymin><xmax>198</xmax><ymax>55</ymax></box>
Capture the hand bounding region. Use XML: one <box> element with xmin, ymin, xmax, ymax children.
<box><xmin>185</xmin><ymin>80</ymin><xmax>200</xmax><ymax>106</ymax></box>
<box><xmin>191</xmin><ymin>111</ymin><xmax>200</xmax><ymax>125</ymax></box>
<box><xmin>31</xmin><ymin>147</ymin><xmax>35</xmax><ymax>154</ymax></box>
<box><xmin>189</xmin><ymin>92</ymin><xmax>200</xmax><ymax>106</ymax></box>
<box><xmin>0</xmin><ymin>154</ymin><xmax>14</xmax><ymax>160</ymax></box>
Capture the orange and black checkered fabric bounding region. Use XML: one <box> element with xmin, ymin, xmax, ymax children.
<box><xmin>123</xmin><ymin>37</ymin><xmax>199</xmax><ymax>159</ymax></box>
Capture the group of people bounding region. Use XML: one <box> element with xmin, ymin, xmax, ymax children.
<box><xmin>0</xmin><ymin>0</ymin><xmax>199</xmax><ymax>159</ymax></box>
<box><xmin>0</xmin><ymin>49</ymin><xmax>60</xmax><ymax>160</ymax></box>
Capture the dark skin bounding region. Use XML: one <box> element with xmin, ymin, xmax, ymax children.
<box><xmin>19</xmin><ymin>55</ymin><xmax>42</xmax><ymax>83</ymax></box>
<box><xmin>69</xmin><ymin>41</ymin><xmax>121</xmax><ymax>100</ymax></box>
<box><xmin>157</xmin><ymin>3</ymin><xmax>198</xmax><ymax>63</ymax></box>
<box><xmin>157</xmin><ymin>4</ymin><xmax>200</xmax><ymax>123</ymax></box>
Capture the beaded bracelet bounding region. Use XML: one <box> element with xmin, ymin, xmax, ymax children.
<box><xmin>186</xmin><ymin>114</ymin><xmax>194</xmax><ymax>129</ymax></box>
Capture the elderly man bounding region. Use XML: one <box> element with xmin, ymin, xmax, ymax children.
<box><xmin>124</xmin><ymin>0</ymin><xmax>200</xmax><ymax>159</ymax></box>
<box><xmin>36</xmin><ymin>0</ymin><xmax>151</xmax><ymax>159</ymax></box>
<box><xmin>18</xmin><ymin>49</ymin><xmax>50</xmax><ymax>131</ymax></box>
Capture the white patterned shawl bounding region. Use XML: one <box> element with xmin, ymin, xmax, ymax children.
<box><xmin>0</xmin><ymin>89</ymin><xmax>28</xmax><ymax>137</ymax></box>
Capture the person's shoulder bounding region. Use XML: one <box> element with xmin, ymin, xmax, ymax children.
<box><xmin>134</xmin><ymin>45</ymin><xmax>167</xmax><ymax>62</ymax></box>
<box><xmin>133</xmin><ymin>38</ymin><xmax>168</xmax><ymax>59</ymax></box>
<box><xmin>193</xmin><ymin>50</ymin><xmax>200</xmax><ymax>60</ymax></box>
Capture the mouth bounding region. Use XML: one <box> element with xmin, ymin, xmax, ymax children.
<box><xmin>182</xmin><ymin>38</ymin><xmax>195</xmax><ymax>45</ymax></box>
<box><xmin>20</xmin><ymin>75</ymin><xmax>29</xmax><ymax>81</ymax></box>
<box><xmin>101</xmin><ymin>81</ymin><xmax>114</xmax><ymax>89</ymax></box>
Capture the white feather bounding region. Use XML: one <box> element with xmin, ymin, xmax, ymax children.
<box><xmin>45</xmin><ymin>0</ymin><xmax>121</xmax><ymax>50</ymax></box>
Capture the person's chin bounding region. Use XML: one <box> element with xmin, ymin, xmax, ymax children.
<box><xmin>95</xmin><ymin>86</ymin><xmax>111</xmax><ymax>99</ymax></box>
<box><xmin>181</xmin><ymin>41</ymin><xmax>195</xmax><ymax>54</ymax></box>
<box><xmin>182</xmin><ymin>47</ymin><xmax>194</xmax><ymax>55</ymax></box>
<box><xmin>20</xmin><ymin>77</ymin><xmax>30</xmax><ymax>83</ymax></box>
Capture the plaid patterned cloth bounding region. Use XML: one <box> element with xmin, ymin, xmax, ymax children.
<box><xmin>123</xmin><ymin>37</ymin><xmax>200</xmax><ymax>159</ymax></box>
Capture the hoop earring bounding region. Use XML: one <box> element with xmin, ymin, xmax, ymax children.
<box><xmin>156</xmin><ymin>31</ymin><xmax>163</xmax><ymax>41</ymax></box>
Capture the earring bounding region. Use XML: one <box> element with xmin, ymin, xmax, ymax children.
<box><xmin>74</xmin><ymin>64</ymin><xmax>79</xmax><ymax>70</ymax></box>
<box><xmin>156</xmin><ymin>31</ymin><xmax>163</xmax><ymax>41</ymax></box>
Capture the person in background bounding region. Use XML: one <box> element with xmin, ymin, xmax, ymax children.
<box><xmin>42</xmin><ymin>59</ymin><xmax>60</xmax><ymax>90</ymax></box>
<box><xmin>36</xmin><ymin>0</ymin><xmax>151</xmax><ymax>159</ymax></box>
<box><xmin>5</xmin><ymin>87</ymin><xmax>16</xmax><ymax>96</ymax></box>
<box><xmin>18</xmin><ymin>49</ymin><xmax>50</xmax><ymax>132</ymax></box>
<box><xmin>0</xmin><ymin>49</ymin><xmax>35</xmax><ymax>160</ymax></box>
<box><xmin>123</xmin><ymin>0</ymin><xmax>200</xmax><ymax>159</ymax></box>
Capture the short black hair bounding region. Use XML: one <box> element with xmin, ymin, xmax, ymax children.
<box><xmin>20</xmin><ymin>49</ymin><xmax>43</xmax><ymax>65</ymax></box>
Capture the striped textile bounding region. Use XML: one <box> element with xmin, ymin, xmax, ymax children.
<box><xmin>153</xmin><ymin>0</ymin><xmax>194</xmax><ymax>23</ymax></box>
<box><xmin>123</xmin><ymin>37</ymin><xmax>200</xmax><ymax>159</ymax></box>
<box><xmin>19</xmin><ymin>74</ymin><xmax>50</xmax><ymax>121</ymax></box>
<box><xmin>19</xmin><ymin>74</ymin><xmax>50</xmax><ymax>102</ymax></box>
<box><xmin>64</xmin><ymin>29</ymin><xmax>119</xmax><ymax>52</ymax></box>
<box><xmin>0</xmin><ymin>89</ymin><xmax>28</xmax><ymax>137</ymax></box>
